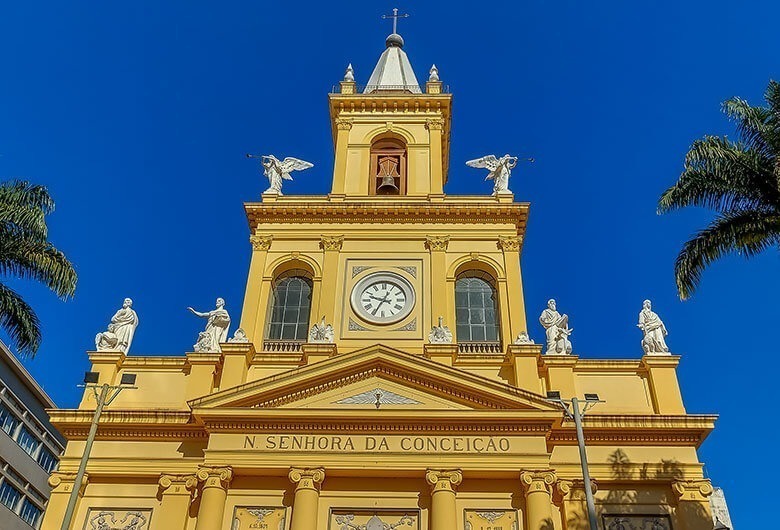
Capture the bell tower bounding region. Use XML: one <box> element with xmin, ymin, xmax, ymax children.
<box><xmin>328</xmin><ymin>31</ymin><xmax>452</xmax><ymax>198</ymax></box>
<box><xmin>240</xmin><ymin>22</ymin><xmax>529</xmax><ymax>365</ymax></box>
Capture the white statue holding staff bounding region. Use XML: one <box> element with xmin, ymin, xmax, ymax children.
<box><xmin>95</xmin><ymin>298</ymin><xmax>138</xmax><ymax>353</ymax></box>
<box><xmin>188</xmin><ymin>298</ymin><xmax>231</xmax><ymax>352</ymax></box>
<box><xmin>466</xmin><ymin>154</ymin><xmax>531</xmax><ymax>195</ymax></box>
<box><xmin>539</xmin><ymin>299</ymin><xmax>573</xmax><ymax>355</ymax></box>
<box><xmin>638</xmin><ymin>299</ymin><xmax>670</xmax><ymax>355</ymax></box>
<box><xmin>246</xmin><ymin>154</ymin><xmax>313</xmax><ymax>195</ymax></box>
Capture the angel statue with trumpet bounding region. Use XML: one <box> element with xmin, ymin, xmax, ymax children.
<box><xmin>466</xmin><ymin>154</ymin><xmax>533</xmax><ymax>195</ymax></box>
<box><xmin>246</xmin><ymin>154</ymin><xmax>314</xmax><ymax>195</ymax></box>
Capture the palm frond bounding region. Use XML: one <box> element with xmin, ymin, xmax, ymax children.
<box><xmin>0</xmin><ymin>283</ymin><xmax>41</xmax><ymax>356</ymax></box>
<box><xmin>0</xmin><ymin>236</ymin><xmax>77</xmax><ymax>298</ymax></box>
<box><xmin>674</xmin><ymin>210</ymin><xmax>780</xmax><ymax>299</ymax></box>
<box><xmin>658</xmin><ymin>136</ymin><xmax>777</xmax><ymax>213</ymax></box>
<box><xmin>722</xmin><ymin>96</ymin><xmax>774</xmax><ymax>159</ymax></box>
<box><xmin>0</xmin><ymin>181</ymin><xmax>54</xmax><ymax>238</ymax></box>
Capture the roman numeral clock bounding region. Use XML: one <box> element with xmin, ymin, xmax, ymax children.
<box><xmin>350</xmin><ymin>272</ymin><xmax>416</xmax><ymax>325</ymax></box>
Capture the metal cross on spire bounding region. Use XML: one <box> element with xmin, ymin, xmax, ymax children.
<box><xmin>382</xmin><ymin>8</ymin><xmax>409</xmax><ymax>34</ymax></box>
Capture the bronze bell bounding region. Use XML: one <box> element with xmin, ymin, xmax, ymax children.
<box><xmin>377</xmin><ymin>174</ymin><xmax>399</xmax><ymax>192</ymax></box>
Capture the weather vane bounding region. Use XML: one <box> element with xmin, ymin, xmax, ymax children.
<box><xmin>382</xmin><ymin>8</ymin><xmax>409</xmax><ymax>34</ymax></box>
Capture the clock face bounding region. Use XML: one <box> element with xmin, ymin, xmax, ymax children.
<box><xmin>350</xmin><ymin>272</ymin><xmax>415</xmax><ymax>325</ymax></box>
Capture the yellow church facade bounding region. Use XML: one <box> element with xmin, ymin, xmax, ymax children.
<box><xmin>41</xmin><ymin>26</ymin><xmax>717</xmax><ymax>530</ymax></box>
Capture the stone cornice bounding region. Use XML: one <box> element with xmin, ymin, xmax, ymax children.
<box><xmin>245</xmin><ymin>201</ymin><xmax>529</xmax><ymax>232</ymax></box>
<box><xmin>193</xmin><ymin>407</ymin><xmax>557</xmax><ymax>434</ymax></box>
<box><xmin>548</xmin><ymin>414</ymin><xmax>717</xmax><ymax>447</ymax></box>
<box><xmin>48</xmin><ymin>409</ymin><xmax>206</xmax><ymax>441</ymax></box>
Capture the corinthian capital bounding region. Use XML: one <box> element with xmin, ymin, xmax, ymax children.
<box><xmin>159</xmin><ymin>474</ymin><xmax>198</xmax><ymax>496</ymax></box>
<box><xmin>425</xmin><ymin>118</ymin><xmax>444</xmax><ymax>130</ymax></box>
<box><xmin>335</xmin><ymin>118</ymin><xmax>353</xmax><ymax>130</ymax></box>
<box><xmin>425</xmin><ymin>235</ymin><xmax>450</xmax><ymax>252</ymax></box>
<box><xmin>672</xmin><ymin>479</ymin><xmax>713</xmax><ymax>502</ymax></box>
<box><xmin>520</xmin><ymin>470</ymin><xmax>557</xmax><ymax>496</ymax></box>
<box><xmin>196</xmin><ymin>466</ymin><xmax>233</xmax><ymax>490</ymax></box>
<box><xmin>425</xmin><ymin>469</ymin><xmax>463</xmax><ymax>492</ymax></box>
<box><xmin>320</xmin><ymin>235</ymin><xmax>344</xmax><ymax>251</ymax></box>
<box><xmin>498</xmin><ymin>235</ymin><xmax>523</xmax><ymax>252</ymax></box>
<box><xmin>250</xmin><ymin>234</ymin><xmax>273</xmax><ymax>251</ymax></box>
<box><xmin>289</xmin><ymin>467</ymin><xmax>326</xmax><ymax>491</ymax></box>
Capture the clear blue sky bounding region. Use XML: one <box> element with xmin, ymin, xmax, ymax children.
<box><xmin>1</xmin><ymin>1</ymin><xmax>775</xmax><ymax>525</ymax></box>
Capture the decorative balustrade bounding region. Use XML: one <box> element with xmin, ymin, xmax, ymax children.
<box><xmin>262</xmin><ymin>340</ymin><xmax>304</xmax><ymax>353</ymax></box>
<box><xmin>457</xmin><ymin>342</ymin><xmax>502</xmax><ymax>354</ymax></box>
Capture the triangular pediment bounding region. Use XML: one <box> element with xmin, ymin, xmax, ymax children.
<box><xmin>189</xmin><ymin>344</ymin><xmax>558</xmax><ymax>412</ymax></box>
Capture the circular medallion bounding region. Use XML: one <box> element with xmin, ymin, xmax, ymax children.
<box><xmin>350</xmin><ymin>272</ymin><xmax>416</xmax><ymax>325</ymax></box>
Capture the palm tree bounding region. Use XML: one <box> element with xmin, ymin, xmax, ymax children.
<box><xmin>0</xmin><ymin>180</ymin><xmax>77</xmax><ymax>355</ymax></box>
<box><xmin>659</xmin><ymin>80</ymin><xmax>780</xmax><ymax>299</ymax></box>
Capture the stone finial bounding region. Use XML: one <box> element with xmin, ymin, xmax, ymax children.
<box><xmin>309</xmin><ymin>317</ymin><xmax>335</xmax><ymax>343</ymax></box>
<box><xmin>344</xmin><ymin>63</ymin><xmax>355</xmax><ymax>82</ymax></box>
<box><xmin>428</xmin><ymin>316</ymin><xmax>453</xmax><ymax>344</ymax></box>
<box><xmin>514</xmin><ymin>332</ymin><xmax>535</xmax><ymax>345</ymax></box>
<box><xmin>228</xmin><ymin>328</ymin><xmax>249</xmax><ymax>343</ymax></box>
<box><xmin>428</xmin><ymin>64</ymin><xmax>440</xmax><ymax>82</ymax></box>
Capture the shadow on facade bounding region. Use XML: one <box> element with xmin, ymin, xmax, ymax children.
<box><xmin>601</xmin><ymin>449</ymin><xmax>710</xmax><ymax>530</ymax></box>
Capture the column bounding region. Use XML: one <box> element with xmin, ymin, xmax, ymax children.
<box><xmin>520</xmin><ymin>470</ymin><xmax>557</xmax><ymax>530</ymax></box>
<box><xmin>425</xmin><ymin>469</ymin><xmax>462</xmax><ymax>530</ymax></box>
<box><xmin>243</xmin><ymin>234</ymin><xmax>273</xmax><ymax>343</ymax></box>
<box><xmin>194</xmin><ymin>466</ymin><xmax>233</xmax><ymax>530</ymax></box>
<box><xmin>288</xmin><ymin>467</ymin><xmax>326</xmax><ymax>530</ymax></box>
<box><xmin>331</xmin><ymin>119</ymin><xmax>352</xmax><ymax>195</ymax></box>
<box><xmin>672</xmin><ymin>479</ymin><xmax>714</xmax><ymax>530</ymax></box>
<box><xmin>425</xmin><ymin>236</ymin><xmax>450</xmax><ymax>328</ymax></box>
<box><xmin>425</xmin><ymin>119</ymin><xmax>445</xmax><ymax>195</ymax></box>
<box><xmin>317</xmin><ymin>236</ymin><xmax>343</xmax><ymax>326</ymax></box>
<box><xmin>498</xmin><ymin>235</ymin><xmax>527</xmax><ymax>340</ymax></box>
<box><xmin>154</xmin><ymin>474</ymin><xmax>197</xmax><ymax>530</ymax></box>
<box><xmin>40</xmin><ymin>472</ymin><xmax>86</xmax><ymax>530</ymax></box>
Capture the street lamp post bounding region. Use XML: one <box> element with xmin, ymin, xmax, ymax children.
<box><xmin>547</xmin><ymin>391</ymin><xmax>603</xmax><ymax>530</ymax></box>
<box><xmin>60</xmin><ymin>372</ymin><xmax>137</xmax><ymax>530</ymax></box>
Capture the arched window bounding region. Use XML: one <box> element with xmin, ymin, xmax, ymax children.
<box><xmin>266</xmin><ymin>270</ymin><xmax>313</xmax><ymax>341</ymax></box>
<box><xmin>455</xmin><ymin>271</ymin><xmax>500</xmax><ymax>343</ymax></box>
<box><xmin>370</xmin><ymin>137</ymin><xmax>407</xmax><ymax>195</ymax></box>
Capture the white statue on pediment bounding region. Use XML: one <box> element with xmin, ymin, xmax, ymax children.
<box><xmin>188</xmin><ymin>298</ymin><xmax>231</xmax><ymax>352</ymax></box>
<box><xmin>638</xmin><ymin>299</ymin><xmax>670</xmax><ymax>355</ymax></box>
<box><xmin>466</xmin><ymin>154</ymin><xmax>520</xmax><ymax>195</ymax></box>
<box><xmin>95</xmin><ymin>298</ymin><xmax>138</xmax><ymax>353</ymax></box>
<box><xmin>247</xmin><ymin>154</ymin><xmax>314</xmax><ymax>195</ymax></box>
<box><xmin>539</xmin><ymin>299</ymin><xmax>573</xmax><ymax>355</ymax></box>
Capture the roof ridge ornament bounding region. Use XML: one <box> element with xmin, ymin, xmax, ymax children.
<box><xmin>381</xmin><ymin>8</ymin><xmax>409</xmax><ymax>42</ymax></box>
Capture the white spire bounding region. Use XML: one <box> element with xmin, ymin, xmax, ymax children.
<box><xmin>364</xmin><ymin>34</ymin><xmax>421</xmax><ymax>93</ymax></box>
